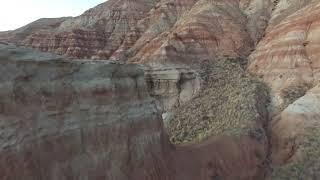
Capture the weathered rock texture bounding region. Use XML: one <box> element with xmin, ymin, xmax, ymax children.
<box><xmin>0</xmin><ymin>44</ymin><xmax>172</xmax><ymax>180</ymax></box>
<box><xmin>2</xmin><ymin>0</ymin><xmax>320</xmax><ymax>179</ymax></box>
<box><xmin>145</xmin><ymin>66</ymin><xmax>201</xmax><ymax>112</ymax></box>
<box><xmin>249</xmin><ymin>1</ymin><xmax>320</xmax><ymax>179</ymax></box>
<box><xmin>0</xmin><ymin>18</ymin><xmax>71</xmax><ymax>43</ymax></box>
<box><xmin>249</xmin><ymin>0</ymin><xmax>320</xmax><ymax>112</ymax></box>
<box><xmin>129</xmin><ymin>0</ymin><xmax>273</xmax><ymax>66</ymax></box>
<box><xmin>0</xmin><ymin>0</ymin><xmax>273</xmax><ymax>65</ymax></box>
<box><xmin>0</xmin><ymin>44</ymin><xmax>273</xmax><ymax>180</ymax></box>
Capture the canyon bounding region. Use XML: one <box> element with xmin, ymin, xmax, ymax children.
<box><xmin>1</xmin><ymin>0</ymin><xmax>320</xmax><ymax>179</ymax></box>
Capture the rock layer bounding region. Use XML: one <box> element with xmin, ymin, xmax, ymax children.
<box><xmin>2</xmin><ymin>0</ymin><xmax>320</xmax><ymax>179</ymax></box>
<box><xmin>0</xmin><ymin>0</ymin><xmax>273</xmax><ymax>65</ymax></box>
<box><xmin>0</xmin><ymin>44</ymin><xmax>172</xmax><ymax>180</ymax></box>
<box><xmin>249</xmin><ymin>0</ymin><xmax>320</xmax><ymax>112</ymax></box>
<box><xmin>145</xmin><ymin>66</ymin><xmax>201</xmax><ymax>112</ymax></box>
<box><xmin>130</xmin><ymin>0</ymin><xmax>273</xmax><ymax>66</ymax></box>
<box><xmin>249</xmin><ymin>1</ymin><xmax>320</xmax><ymax>179</ymax></box>
<box><xmin>0</xmin><ymin>44</ymin><xmax>273</xmax><ymax>180</ymax></box>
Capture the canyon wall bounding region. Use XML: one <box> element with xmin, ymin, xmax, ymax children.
<box><xmin>0</xmin><ymin>44</ymin><xmax>272</xmax><ymax>180</ymax></box>
<box><xmin>1</xmin><ymin>0</ymin><xmax>320</xmax><ymax>179</ymax></box>
<box><xmin>0</xmin><ymin>44</ymin><xmax>172</xmax><ymax>180</ymax></box>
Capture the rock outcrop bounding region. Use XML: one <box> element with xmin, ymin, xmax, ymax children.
<box><xmin>0</xmin><ymin>44</ymin><xmax>172</xmax><ymax>180</ymax></box>
<box><xmin>145</xmin><ymin>66</ymin><xmax>201</xmax><ymax>112</ymax></box>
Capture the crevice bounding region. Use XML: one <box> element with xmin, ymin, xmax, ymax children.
<box><xmin>304</xmin><ymin>21</ymin><xmax>316</xmax><ymax>85</ymax></box>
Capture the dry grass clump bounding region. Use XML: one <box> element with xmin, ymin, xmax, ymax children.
<box><xmin>280</xmin><ymin>83</ymin><xmax>311</xmax><ymax>111</ymax></box>
<box><xmin>167</xmin><ymin>57</ymin><xmax>269</xmax><ymax>144</ymax></box>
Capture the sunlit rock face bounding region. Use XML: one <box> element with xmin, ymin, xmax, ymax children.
<box><xmin>0</xmin><ymin>44</ymin><xmax>172</xmax><ymax>180</ymax></box>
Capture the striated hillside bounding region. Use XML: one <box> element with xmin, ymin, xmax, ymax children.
<box><xmin>0</xmin><ymin>0</ymin><xmax>273</xmax><ymax>65</ymax></box>
<box><xmin>249</xmin><ymin>0</ymin><xmax>320</xmax><ymax>178</ymax></box>
<box><xmin>1</xmin><ymin>0</ymin><xmax>320</xmax><ymax>179</ymax></box>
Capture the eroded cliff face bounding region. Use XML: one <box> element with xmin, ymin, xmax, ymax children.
<box><xmin>0</xmin><ymin>44</ymin><xmax>172</xmax><ymax>180</ymax></box>
<box><xmin>145</xmin><ymin>66</ymin><xmax>201</xmax><ymax>112</ymax></box>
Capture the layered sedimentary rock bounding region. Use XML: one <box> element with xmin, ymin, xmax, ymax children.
<box><xmin>1</xmin><ymin>0</ymin><xmax>159</xmax><ymax>59</ymax></box>
<box><xmin>0</xmin><ymin>0</ymin><xmax>273</xmax><ymax>64</ymax></box>
<box><xmin>2</xmin><ymin>0</ymin><xmax>320</xmax><ymax>179</ymax></box>
<box><xmin>0</xmin><ymin>18</ymin><xmax>70</xmax><ymax>42</ymax></box>
<box><xmin>145</xmin><ymin>66</ymin><xmax>201</xmax><ymax>112</ymax></box>
<box><xmin>268</xmin><ymin>0</ymin><xmax>316</xmax><ymax>28</ymax></box>
<box><xmin>249</xmin><ymin>1</ymin><xmax>320</xmax><ymax>179</ymax></box>
<box><xmin>249</xmin><ymin>0</ymin><xmax>320</xmax><ymax>112</ymax></box>
<box><xmin>0</xmin><ymin>44</ymin><xmax>273</xmax><ymax>180</ymax></box>
<box><xmin>0</xmin><ymin>44</ymin><xmax>172</xmax><ymax>180</ymax></box>
<box><xmin>130</xmin><ymin>0</ymin><xmax>273</xmax><ymax>66</ymax></box>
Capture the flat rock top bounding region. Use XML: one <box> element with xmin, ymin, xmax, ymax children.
<box><xmin>0</xmin><ymin>43</ymin><xmax>120</xmax><ymax>65</ymax></box>
<box><xmin>0</xmin><ymin>43</ymin><xmax>64</xmax><ymax>61</ymax></box>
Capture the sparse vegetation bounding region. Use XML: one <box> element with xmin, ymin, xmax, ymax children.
<box><xmin>272</xmin><ymin>126</ymin><xmax>320</xmax><ymax>179</ymax></box>
<box><xmin>167</xmin><ymin>57</ymin><xmax>270</xmax><ymax>144</ymax></box>
<box><xmin>280</xmin><ymin>83</ymin><xmax>311</xmax><ymax>111</ymax></box>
